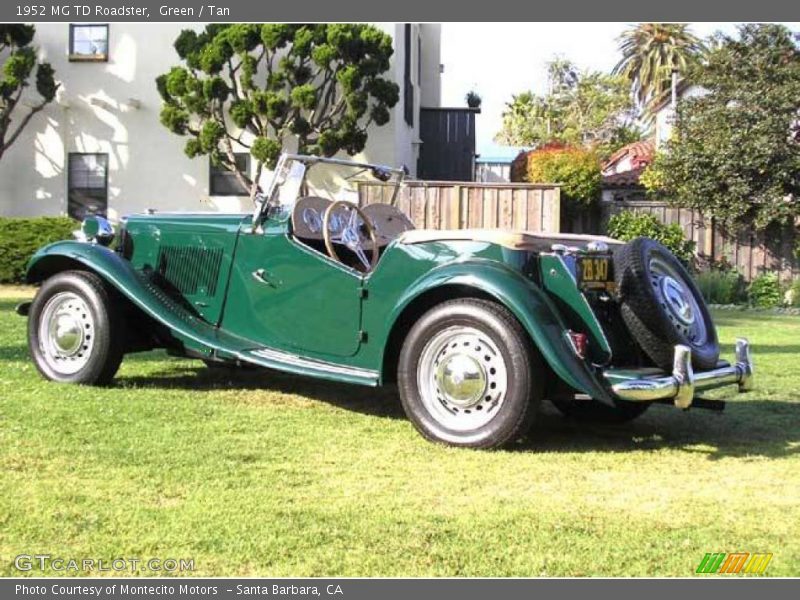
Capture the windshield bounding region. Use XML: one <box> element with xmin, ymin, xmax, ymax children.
<box><xmin>258</xmin><ymin>154</ymin><xmax>405</xmax><ymax>224</ymax></box>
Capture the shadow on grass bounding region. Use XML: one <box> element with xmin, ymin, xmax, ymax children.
<box><xmin>520</xmin><ymin>401</ymin><xmax>800</xmax><ymax>460</ymax></box>
<box><xmin>722</xmin><ymin>344</ymin><xmax>800</xmax><ymax>355</ymax></box>
<box><xmin>0</xmin><ymin>344</ymin><xmax>28</xmax><ymax>360</ymax></box>
<box><xmin>6</xmin><ymin>299</ymin><xmax>798</xmax><ymax>459</ymax></box>
<box><xmin>114</xmin><ymin>357</ymin><xmax>800</xmax><ymax>459</ymax></box>
<box><xmin>0</xmin><ymin>299</ymin><xmax>26</xmax><ymax>310</ymax></box>
<box><xmin>116</xmin><ymin>363</ymin><xmax>406</xmax><ymax>420</ymax></box>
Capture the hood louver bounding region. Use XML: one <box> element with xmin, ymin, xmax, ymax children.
<box><xmin>156</xmin><ymin>245</ymin><xmax>224</xmax><ymax>297</ymax></box>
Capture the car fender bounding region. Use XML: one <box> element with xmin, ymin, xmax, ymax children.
<box><xmin>383</xmin><ymin>259</ymin><xmax>610</xmax><ymax>401</ymax></box>
<box><xmin>25</xmin><ymin>240</ymin><xmax>220</xmax><ymax>353</ymax></box>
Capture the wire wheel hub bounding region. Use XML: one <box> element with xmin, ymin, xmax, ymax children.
<box><xmin>649</xmin><ymin>257</ymin><xmax>707</xmax><ymax>345</ymax></box>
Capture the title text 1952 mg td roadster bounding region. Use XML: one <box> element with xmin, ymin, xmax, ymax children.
<box><xmin>19</xmin><ymin>154</ymin><xmax>754</xmax><ymax>448</ymax></box>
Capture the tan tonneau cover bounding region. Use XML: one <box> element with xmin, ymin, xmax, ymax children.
<box><xmin>398</xmin><ymin>229</ymin><xmax>621</xmax><ymax>252</ymax></box>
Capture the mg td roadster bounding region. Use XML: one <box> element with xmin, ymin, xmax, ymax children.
<box><xmin>19</xmin><ymin>154</ymin><xmax>754</xmax><ymax>449</ymax></box>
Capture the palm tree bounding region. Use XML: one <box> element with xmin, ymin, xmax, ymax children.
<box><xmin>614</xmin><ymin>23</ymin><xmax>705</xmax><ymax>110</ymax></box>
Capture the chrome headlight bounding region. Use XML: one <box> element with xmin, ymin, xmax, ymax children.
<box><xmin>78</xmin><ymin>216</ymin><xmax>115</xmax><ymax>246</ymax></box>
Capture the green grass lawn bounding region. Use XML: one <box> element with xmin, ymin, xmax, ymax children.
<box><xmin>1</xmin><ymin>285</ymin><xmax>798</xmax><ymax>577</ymax></box>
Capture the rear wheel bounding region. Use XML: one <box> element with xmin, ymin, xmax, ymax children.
<box><xmin>398</xmin><ymin>298</ymin><xmax>544</xmax><ymax>449</ymax></box>
<box><xmin>28</xmin><ymin>270</ymin><xmax>124</xmax><ymax>385</ymax></box>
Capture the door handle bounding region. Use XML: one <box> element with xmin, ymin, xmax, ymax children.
<box><xmin>252</xmin><ymin>268</ymin><xmax>271</xmax><ymax>285</ymax></box>
<box><xmin>252</xmin><ymin>268</ymin><xmax>281</xmax><ymax>287</ymax></box>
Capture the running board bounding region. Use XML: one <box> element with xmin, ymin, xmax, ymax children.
<box><xmin>236</xmin><ymin>347</ymin><xmax>380</xmax><ymax>387</ymax></box>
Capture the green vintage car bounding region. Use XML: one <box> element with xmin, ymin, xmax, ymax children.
<box><xmin>19</xmin><ymin>154</ymin><xmax>754</xmax><ymax>448</ymax></box>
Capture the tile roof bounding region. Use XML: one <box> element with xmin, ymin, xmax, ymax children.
<box><xmin>602</xmin><ymin>166</ymin><xmax>646</xmax><ymax>189</ymax></box>
<box><xmin>602</xmin><ymin>140</ymin><xmax>655</xmax><ymax>174</ymax></box>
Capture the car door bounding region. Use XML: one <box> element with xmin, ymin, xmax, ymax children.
<box><xmin>221</xmin><ymin>223</ymin><xmax>364</xmax><ymax>358</ymax></box>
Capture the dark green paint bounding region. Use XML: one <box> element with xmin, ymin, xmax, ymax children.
<box><xmin>223</xmin><ymin>227</ymin><xmax>363</xmax><ymax>357</ymax></box>
<box><xmin>362</xmin><ymin>242</ymin><xmax>610</xmax><ymax>401</ymax></box>
<box><xmin>26</xmin><ymin>211</ymin><xmax>613</xmax><ymax>400</ymax></box>
<box><xmin>123</xmin><ymin>214</ymin><xmax>245</xmax><ymax>324</ymax></box>
<box><xmin>540</xmin><ymin>254</ymin><xmax>612</xmax><ymax>363</ymax></box>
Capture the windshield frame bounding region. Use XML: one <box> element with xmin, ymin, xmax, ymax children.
<box><xmin>252</xmin><ymin>153</ymin><xmax>406</xmax><ymax>229</ymax></box>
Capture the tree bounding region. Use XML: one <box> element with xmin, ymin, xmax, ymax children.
<box><xmin>0</xmin><ymin>25</ymin><xmax>58</xmax><ymax>161</ymax></box>
<box><xmin>495</xmin><ymin>58</ymin><xmax>637</xmax><ymax>157</ymax></box>
<box><xmin>641</xmin><ymin>24</ymin><xmax>800</xmax><ymax>228</ymax></box>
<box><xmin>157</xmin><ymin>24</ymin><xmax>399</xmax><ymax>198</ymax></box>
<box><xmin>613</xmin><ymin>23</ymin><xmax>705</xmax><ymax>112</ymax></box>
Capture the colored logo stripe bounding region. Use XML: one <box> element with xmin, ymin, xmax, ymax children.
<box><xmin>744</xmin><ymin>554</ymin><xmax>773</xmax><ymax>574</ymax></box>
<box><xmin>697</xmin><ymin>553</ymin><xmax>726</xmax><ymax>574</ymax></box>
<box><xmin>696</xmin><ymin>553</ymin><xmax>772</xmax><ymax>574</ymax></box>
<box><xmin>720</xmin><ymin>553</ymin><xmax>749</xmax><ymax>573</ymax></box>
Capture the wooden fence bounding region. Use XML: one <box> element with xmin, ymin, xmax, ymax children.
<box><xmin>359</xmin><ymin>182</ymin><xmax>797</xmax><ymax>281</ymax></box>
<box><xmin>358</xmin><ymin>181</ymin><xmax>561</xmax><ymax>233</ymax></box>
<box><xmin>593</xmin><ymin>201</ymin><xmax>798</xmax><ymax>281</ymax></box>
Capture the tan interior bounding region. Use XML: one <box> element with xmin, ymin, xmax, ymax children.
<box><xmin>397</xmin><ymin>229</ymin><xmax>622</xmax><ymax>251</ymax></box>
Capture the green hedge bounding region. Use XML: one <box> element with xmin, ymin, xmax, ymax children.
<box><xmin>607</xmin><ymin>211</ymin><xmax>696</xmax><ymax>265</ymax></box>
<box><xmin>0</xmin><ymin>216</ymin><xmax>78</xmax><ymax>283</ymax></box>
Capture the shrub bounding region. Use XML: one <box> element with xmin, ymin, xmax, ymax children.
<box><xmin>524</xmin><ymin>144</ymin><xmax>602</xmax><ymax>203</ymax></box>
<box><xmin>694</xmin><ymin>269</ymin><xmax>745</xmax><ymax>305</ymax></box>
<box><xmin>0</xmin><ymin>216</ymin><xmax>77</xmax><ymax>283</ymax></box>
<box><xmin>747</xmin><ymin>272</ymin><xmax>783</xmax><ymax>308</ymax></box>
<box><xmin>607</xmin><ymin>211</ymin><xmax>696</xmax><ymax>264</ymax></box>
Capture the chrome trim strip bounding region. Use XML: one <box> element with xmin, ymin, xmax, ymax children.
<box><xmin>247</xmin><ymin>347</ymin><xmax>379</xmax><ymax>381</ymax></box>
<box><xmin>607</xmin><ymin>338</ymin><xmax>754</xmax><ymax>407</ymax></box>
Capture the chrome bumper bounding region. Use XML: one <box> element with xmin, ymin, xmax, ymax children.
<box><xmin>605</xmin><ymin>339</ymin><xmax>754</xmax><ymax>409</ymax></box>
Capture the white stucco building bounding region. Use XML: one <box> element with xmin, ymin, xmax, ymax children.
<box><xmin>653</xmin><ymin>82</ymin><xmax>705</xmax><ymax>150</ymax></box>
<box><xmin>0</xmin><ymin>23</ymin><xmax>442</xmax><ymax>220</ymax></box>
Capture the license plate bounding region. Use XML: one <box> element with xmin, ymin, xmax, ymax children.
<box><xmin>577</xmin><ymin>255</ymin><xmax>615</xmax><ymax>291</ymax></box>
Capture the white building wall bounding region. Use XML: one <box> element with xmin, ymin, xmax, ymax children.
<box><xmin>0</xmin><ymin>23</ymin><xmax>211</xmax><ymax>219</ymax></box>
<box><xmin>0</xmin><ymin>22</ymin><xmax>441</xmax><ymax>219</ymax></box>
<box><xmin>419</xmin><ymin>24</ymin><xmax>442</xmax><ymax>109</ymax></box>
<box><xmin>368</xmin><ymin>23</ymin><xmax>441</xmax><ymax>176</ymax></box>
<box><xmin>654</xmin><ymin>84</ymin><xmax>705</xmax><ymax>150</ymax></box>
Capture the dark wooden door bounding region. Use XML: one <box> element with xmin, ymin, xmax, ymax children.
<box><xmin>417</xmin><ymin>108</ymin><xmax>478</xmax><ymax>181</ymax></box>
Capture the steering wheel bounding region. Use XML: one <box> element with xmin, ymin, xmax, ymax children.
<box><xmin>322</xmin><ymin>201</ymin><xmax>380</xmax><ymax>272</ymax></box>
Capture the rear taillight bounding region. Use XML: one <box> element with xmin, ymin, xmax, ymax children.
<box><xmin>566</xmin><ymin>331</ymin><xmax>588</xmax><ymax>359</ymax></box>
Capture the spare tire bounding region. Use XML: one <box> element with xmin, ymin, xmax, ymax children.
<box><xmin>615</xmin><ymin>237</ymin><xmax>719</xmax><ymax>371</ymax></box>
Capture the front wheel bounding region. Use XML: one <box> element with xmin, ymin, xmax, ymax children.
<box><xmin>28</xmin><ymin>270</ymin><xmax>124</xmax><ymax>385</ymax></box>
<box><xmin>397</xmin><ymin>298</ymin><xmax>544</xmax><ymax>449</ymax></box>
